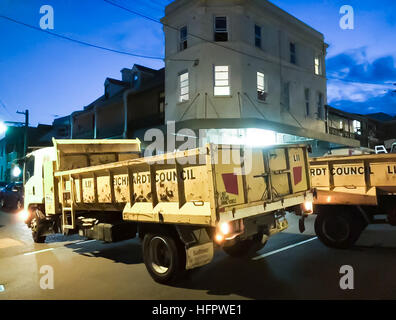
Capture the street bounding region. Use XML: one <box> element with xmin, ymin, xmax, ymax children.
<box><xmin>1</xmin><ymin>210</ymin><xmax>396</xmax><ymax>300</ymax></box>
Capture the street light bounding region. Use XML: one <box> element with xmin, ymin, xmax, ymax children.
<box><xmin>12</xmin><ymin>166</ymin><xmax>22</xmax><ymax>178</ymax></box>
<box><xmin>0</xmin><ymin>122</ymin><xmax>7</xmax><ymax>134</ymax></box>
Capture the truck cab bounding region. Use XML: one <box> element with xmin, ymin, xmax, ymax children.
<box><xmin>24</xmin><ymin>147</ymin><xmax>57</xmax><ymax>211</ymax></box>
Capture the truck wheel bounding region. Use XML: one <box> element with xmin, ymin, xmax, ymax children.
<box><xmin>223</xmin><ymin>234</ymin><xmax>267</xmax><ymax>258</ymax></box>
<box><xmin>142</xmin><ymin>233</ymin><xmax>186</xmax><ymax>284</ymax></box>
<box><xmin>314</xmin><ymin>211</ymin><xmax>362</xmax><ymax>249</ymax></box>
<box><xmin>31</xmin><ymin>210</ymin><xmax>46</xmax><ymax>244</ymax></box>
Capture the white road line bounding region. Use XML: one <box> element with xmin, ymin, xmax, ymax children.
<box><xmin>22</xmin><ymin>239</ymin><xmax>97</xmax><ymax>256</ymax></box>
<box><xmin>252</xmin><ymin>237</ymin><xmax>318</xmax><ymax>261</ymax></box>
<box><xmin>76</xmin><ymin>239</ymin><xmax>96</xmax><ymax>245</ymax></box>
<box><xmin>23</xmin><ymin>248</ymin><xmax>54</xmax><ymax>256</ymax></box>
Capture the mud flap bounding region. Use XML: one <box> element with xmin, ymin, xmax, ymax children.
<box><xmin>175</xmin><ymin>226</ymin><xmax>214</xmax><ymax>270</ymax></box>
<box><xmin>185</xmin><ymin>242</ymin><xmax>214</xmax><ymax>270</ymax></box>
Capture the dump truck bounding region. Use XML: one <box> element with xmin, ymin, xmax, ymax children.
<box><xmin>22</xmin><ymin>139</ymin><xmax>313</xmax><ymax>283</ymax></box>
<box><xmin>310</xmin><ymin>153</ymin><xmax>396</xmax><ymax>249</ymax></box>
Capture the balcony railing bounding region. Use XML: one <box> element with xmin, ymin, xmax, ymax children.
<box><xmin>328</xmin><ymin>127</ymin><xmax>358</xmax><ymax>140</ymax></box>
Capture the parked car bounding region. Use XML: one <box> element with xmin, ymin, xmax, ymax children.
<box><xmin>0</xmin><ymin>181</ymin><xmax>7</xmax><ymax>191</ymax></box>
<box><xmin>0</xmin><ymin>182</ymin><xmax>24</xmax><ymax>211</ymax></box>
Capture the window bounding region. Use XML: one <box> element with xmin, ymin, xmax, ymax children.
<box><xmin>214</xmin><ymin>16</ymin><xmax>228</xmax><ymax>42</ymax></box>
<box><xmin>132</xmin><ymin>73</ymin><xmax>139</xmax><ymax>88</ymax></box>
<box><xmin>159</xmin><ymin>92</ymin><xmax>165</xmax><ymax>114</ymax></box>
<box><xmin>255</xmin><ymin>25</ymin><xmax>261</xmax><ymax>48</ymax></box>
<box><xmin>315</xmin><ymin>54</ymin><xmax>323</xmax><ymax>75</ymax></box>
<box><xmin>290</xmin><ymin>42</ymin><xmax>297</xmax><ymax>64</ymax></box>
<box><xmin>353</xmin><ymin>120</ymin><xmax>361</xmax><ymax>135</ymax></box>
<box><xmin>24</xmin><ymin>155</ymin><xmax>35</xmax><ymax>182</ymax></box>
<box><xmin>317</xmin><ymin>92</ymin><xmax>324</xmax><ymax>119</ymax></box>
<box><xmin>257</xmin><ymin>72</ymin><xmax>267</xmax><ymax>101</ymax></box>
<box><xmin>304</xmin><ymin>88</ymin><xmax>310</xmax><ymax>115</ymax></box>
<box><xmin>179</xmin><ymin>26</ymin><xmax>187</xmax><ymax>51</ymax></box>
<box><xmin>282</xmin><ymin>82</ymin><xmax>290</xmax><ymax>110</ymax></box>
<box><xmin>214</xmin><ymin>66</ymin><xmax>230</xmax><ymax>96</ymax></box>
<box><xmin>179</xmin><ymin>72</ymin><xmax>189</xmax><ymax>102</ymax></box>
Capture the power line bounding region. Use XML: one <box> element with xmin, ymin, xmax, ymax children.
<box><xmin>0</xmin><ymin>98</ymin><xmax>13</xmax><ymax>118</ymax></box>
<box><xmin>104</xmin><ymin>0</ymin><xmax>279</xmax><ymax>63</ymax></box>
<box><xmin>0</xmin><ymin>14</ymin><xmax>164</xmax><ymax>60</ymax></box>
<box><xmin>105</xmin><ymin>0</ymin><xmax>395</xmax><ymax>87</ymax></box>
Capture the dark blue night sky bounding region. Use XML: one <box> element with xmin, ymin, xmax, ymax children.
<box><xmin>0</xmin><ymin>0</ymin><xmax>395</xmax><ymax>126</ymax></box>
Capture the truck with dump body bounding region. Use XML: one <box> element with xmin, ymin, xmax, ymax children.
<box><xmin>22</xmin><ymin>139</ymin><xmax>313</xmax><ymax>283</ymax></box>
<box><xmin>310</xmin><ymin>153</ymin><xmax>396</xmax><ymax>249</ymax></box>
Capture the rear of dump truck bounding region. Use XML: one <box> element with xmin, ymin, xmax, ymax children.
<box><xmin>23</xmin><ymin>139</ymin><xmax>313</xmax><ymax>283</ymax></box>
<box><xmin>310</xmin><ymin>153</ymin><xmax>396</xmax><ymax>249</ymax></box>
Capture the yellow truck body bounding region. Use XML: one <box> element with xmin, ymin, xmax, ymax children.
<box><xmin>48</xmin><ymin>142</ymin><xmax>312</xmax><ymax>227</ymax></box>
<box><xmin>23</xmin><ymin>139</ymin><xmax>313</xmax><ymax>283</ymax></box>
<box><xmin>309</xmin><ymin>153</ymin><xmax>396</xmax><ymax>249</ymax></box>
<box><xmin>310</xmin><ymin>153</ymin><xmax>396</xmax><ymax>205</ymax></box>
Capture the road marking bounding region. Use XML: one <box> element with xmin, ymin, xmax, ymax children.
<box><xmin>252</xmin><ymin>237</ymin><xmax>318</xmax><ymax>261</ymax></box>
<box><xmin>24</xmin><ymin>248</ymin><xmax>54</xmax><ymax>256</ymax></box>
<box><xmin>0</xmin><ymin>285</ymin><xmax>4</xmax><ymax>292</ymax></box>
<box><xmin>76</xmin><ymin>239</ymin><xmax>96</xmax><ymax>245</ymax></box>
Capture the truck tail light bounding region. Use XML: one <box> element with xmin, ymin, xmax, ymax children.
<box><xmin>215</xmin><ymin>220</ymin><xmax>243</xmax><ymax>244</ymax></box>
<box><xmin>302</xmin><ymin>201</ymin><xmax>313</xmax><ymax>214</ymax></box>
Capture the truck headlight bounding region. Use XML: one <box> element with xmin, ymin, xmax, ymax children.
<box><xmin>18</xmin><ymin>210</ymin><xmax>29</xmax><ymax>222</ymax></box>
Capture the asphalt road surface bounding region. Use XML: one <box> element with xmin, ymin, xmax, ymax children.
<box><xmin>1</xmin><ymin>209</ymin><xmax>396</xmax><ymax>300</ymax></box>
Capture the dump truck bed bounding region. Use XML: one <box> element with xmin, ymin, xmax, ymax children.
<box><xmin>310</xmin><ymin>153</ymin><xmax>396</xmax><ymax>205</ymax></box>
<box><xmin>46</xmin><ymin>142</ymin><xmax>312</xmax><ymax>228</ymax></box>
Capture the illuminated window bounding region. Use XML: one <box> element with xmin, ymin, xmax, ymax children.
<box><xmin>353</xmin><ymin>120</ymin><xmax>361</xmax><ymax>135</ymax></box>
<box><xmin>179</xmin><ymin>72</ymin><xmax>189</xmax><ymax>102</ymax></box>
<box><xmin>315</xmin><ymin>54</ymin><xmax>323</xmax><ymax>75</ymax></box>
<box><xmin>214</xmin><ymin>17</ymin><xmax>228</xmax><ymax>42</ymax></box>
<box><xmin>214</xmin><ymin>66</ymin><xmax>230</xmax><ymax>96</ymax></box>
<box><xmin>257</xmin><ymin>72</ymin><xmax>266</xmax><ymax>101</ymax></box>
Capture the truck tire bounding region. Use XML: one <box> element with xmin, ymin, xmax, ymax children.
<box><xmin>314</xmin><ymin>210</ymin><xmax>363</xmax><ymax>249</ymax></box>
<box><xmin>142</xmin><ymin>233</ymin><xmax>186</xmax><ymax>284</ymax></box>
<box><xmin>223</xmin><ymin>234</ymin><xmax>267</xmax><ymax>258</ymax></box>
<box><xmin>31</xmin><ymin>210</ymin><xmax>46</xmax><ymax>243</ymax></box>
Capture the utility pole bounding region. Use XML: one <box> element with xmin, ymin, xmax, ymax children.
<box><xmin>16</xmin><ymin>109</ymin><xmax>29</xmax><ymax>157</ymax></box>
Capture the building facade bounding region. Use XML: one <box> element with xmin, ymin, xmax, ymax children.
<box><xmin>161</xmin><ymin>0</ymin><xmax>337</xmax><ymax>145</ymax></box>
<box><xmin>0</xmin><ymin>124</ymin><xmax>53</xmax><ymax>183</ymax></box>
<box><xmin>326</xmin><ymin>106</ymin><xmax>396</xmax><ymax>150</ymax></box>
<box><xmin>71</xmin><ymin>65</ymin><xmax>165</xmax><ymax>141</ymax></box>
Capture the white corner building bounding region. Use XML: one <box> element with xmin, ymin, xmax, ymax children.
<box><xmin>160</xmin><ymin>0</ymin><xmax>356</xmax><ymax>147</ymax></box>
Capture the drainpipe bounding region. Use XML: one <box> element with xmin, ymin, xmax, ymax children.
<box><xmin>70</xmin><ymin>114</ymin><xmax>74</xmax><ymax>139</ymax></box>
<box><xmin>123</xmin><ymin>88</ymin><xmax>135</xmax><ymax>139</ymax></box>
<box><xmin>94</xmin><ymin>106</ymin><xmax>97</xmax><ymax>139</ymax></box>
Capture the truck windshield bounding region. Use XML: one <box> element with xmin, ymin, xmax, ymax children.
<box><xmin>24</xmin><ymin>156</ymin><xmax>35</xmax><ymax>182</ymax></box>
